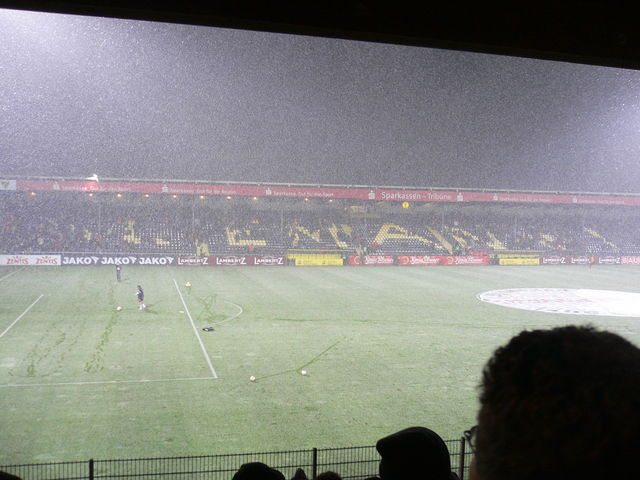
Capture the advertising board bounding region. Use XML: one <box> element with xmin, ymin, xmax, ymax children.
<box><xmin>597</xmin><ymin>256</ymin><xmax>621</xmax><ymax>264</ymax></box>
<box><xmin>397</xmin><ymin>255</ymin><xmax>442</xmax><ymax>265</ymax></box>
<box><xmin>451</xmin><ymin>255</ymin><xmax>490</xmax><ymax>265</ymax></box>
<box><xmin>292</xmin><ymin>254</ymin><xmax>344</xmax><ymax>266</ymax></box>
<box><xmin>396</xmin><ymin>255</ymin><xmax>489</xmax><ymax>265</ymax></box>
<box><xmin>61</xmin><ymin>255</ymin><xmax>175</xmax><ymax>265</ymax></box>
<box><xmin>208</xmin><ymin>255</ymin><xmax>286</xmax><ymax>266</ymax></box>
<box><xmin>0</xmin><ymin>254</ymin><xmax>61</xmax><ymax>266</ymax></box>
<box><xmin>253</xmin><ymin>256</ymin><xmax>286</xmax><ymax>266</ymax></box>
<box><xmin>499</xmin><ymin>257</ymin><xmax>540</xmax><ymax>265</ymax></box>
<box><xmin>541</xmin><ymin>256</ymin><xmax>566</xmax><ymax>264</ymax></box>
<box><xmin>621</xmin><ymin>256</ymin><xmax>640</xmax><ymax>265</ymax></box>
<box><xmin>570</xmin><ymin>256</ymin><xmax>591</xmax><ymax>265</ymax></box>
<box><xmin>177</xmin><ymin>256</ymin><xmax>210</xmax><ymax>266</ymax></box>
<box><xmin>348</xmin><ymin>255</ymin><xmax>395</xmax><ymax>265</ymax></box>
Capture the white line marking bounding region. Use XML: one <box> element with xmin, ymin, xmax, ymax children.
<box><xmin>0</xmin><ymin>294</ymin><xmax>44</xmax><ymax>339</ymax></box>
<box><xmin>0</xmin><ymin>268</ymin><xmax>23</xmax><ymax>283</ymax></box>
<box><xmin>212</xmin><ymin>300</ymin><xmax>244</xmax><ymax>325</ymax></box>
<box><xmin>0</xmin><ymin>377</ymin><xmax>215</xmax><ymax>388</ymax></box>
<box><xmin>173</xmin><ymin>279</ymin><xmax>218</xmax><ymax>379</ymax></box>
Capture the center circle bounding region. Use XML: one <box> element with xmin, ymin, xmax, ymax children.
<box><xmin>477</xmin><ymin>288</ymin><xmax>640</xmax><ymax>317</ymax></box>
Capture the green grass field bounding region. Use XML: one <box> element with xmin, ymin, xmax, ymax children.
<box><xmin>1</xmin><ymin>265</ymin><xmax>640</xmax><ymax>465</ymax></box>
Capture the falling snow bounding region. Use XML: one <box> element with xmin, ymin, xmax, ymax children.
<box><xmin>2</xmin><ymin>9</ymin><xmax>640</xmax><ymax>192</ymax></box>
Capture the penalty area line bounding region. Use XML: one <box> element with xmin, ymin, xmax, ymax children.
<box><xmin>0</xmin><ymin>294</ymin><xmax>44</xmax><ymax>339</ymax></box>
<box><xmin>173</xmin><ymin>279</ymin><xmax>218</xmax><ymax>379</ymax></box>
<box><xmin>0</xmin><ymin>377</ymin><xmax>216</xmax><ymax>388</ymax></box>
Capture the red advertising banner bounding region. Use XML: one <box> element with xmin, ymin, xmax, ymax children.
<box><xmin>9</xmin><ymin>179</ymin><xmax>640</xmax><ymax>206</ymax></box>
<box><xmin>396</xmin><ymin>255</ymin><xmax>489</xmax><ymax>266</ymax></box>
<box><xmin>348</xmin><ymin>255</ymin><xmax>395</xmax><ymax>265</ymax></box>
<box><xmin>450</xmin><ymin>255</ymin><xmax>490</xmax><ymax>265</ymax></box>
<box><xmin>621</xmin><ymin>256</ymin><xmax>640</xmax><ymax>264</ymax></box>
<box><xmin>350</xmin><ymin>255</ymin><xmax>490</xmax><ymax>266</ymax></box>
<box><xmin>397</xmin><ymin>255</ymin><xmax>442</xmax><ymax>265</ymax></box>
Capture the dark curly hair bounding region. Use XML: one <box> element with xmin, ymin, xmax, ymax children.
<box><xmin>475</xmin><ymin>325</ymin><xmax>640</xmax><ymax>480</ymax></box>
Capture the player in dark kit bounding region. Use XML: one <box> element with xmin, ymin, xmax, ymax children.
<box><xmin>115</xmin><ymin>265</ymin><xmax>122</xmax><ymax>282</ymax></box>
<box><xmin>136</xmin><ymin>285</ymin><xmax>145</xmax><ymax>310</ymax></box>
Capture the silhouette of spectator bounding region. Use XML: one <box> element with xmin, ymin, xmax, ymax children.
<box><xmin>232</xmin><ymin>462</ymin><xmax>285</xmax><ymax>480</ymax></box>
<box><xmin>470</xmin><ymin>325</ymin><xmax>640</xmax><ymax>480</ymax></box>
<box><xmin>290</xmin><ymin>468</ymin><xmax>308</xmax><ymax>480</ymax></box>
<box><xmin>315</xmin><ymin>472</ymin><xmax>342</xmax><ymax>480</ymax></box>
<box><xmin>376</xmin><ymin>426</ymin><xmax>459</xmax><ymax>480</ymax></box>
<box><xmin>0</xmin><ymin>471</ymin><xmax>21</xmax><ymax>480</ymax></box>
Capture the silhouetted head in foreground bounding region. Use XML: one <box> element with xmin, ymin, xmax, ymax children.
<box><xmin>472</xmin><ymin>325</ymin><xmax>640</xmax><ymax>480</ymax></box>
<box><xmin>376</xmin><ymin>426</ymin><xmax>459</xmax><ymax>480</ymax></box>
<box><xmin>232</xmin><ymin>462</ymin><xmax>285</xmax><ymax>480</ymax></box>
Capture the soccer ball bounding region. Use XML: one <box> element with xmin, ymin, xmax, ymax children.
<box><xmin>249</xmin><ymin>376</ymin><xmax>256</xmax><ymax>382</ymax></box>
<box><xmin>300</xmin><ymin>370</ymin><xmax>307</xmax><ymax>376</ymax></box>
<box><xmin>116</xmin><ymin>306</ymin><xmax>122</xmax><ymax>311</ymax></box>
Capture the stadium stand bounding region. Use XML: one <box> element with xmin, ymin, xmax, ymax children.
<box><xmin>2</xmin><ymin>191</ymin><xmax>639</xmax><ymax>257</ymax></box>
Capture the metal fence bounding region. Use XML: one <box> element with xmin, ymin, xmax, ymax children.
<box><xmin>1</xmin><ymin>439</ymin><xmax>471</xmax><ymax>480</ymax></box>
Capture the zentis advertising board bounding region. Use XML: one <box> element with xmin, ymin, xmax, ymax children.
<box><xmin>0</xmin><ymin>254</ymin><xmax>61</xmax><ymax>266</ymax></box>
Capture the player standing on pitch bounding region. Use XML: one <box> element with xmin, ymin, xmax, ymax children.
<box><xmin>136</xmin><ymin>285</ymin><xmax>145</xmax><ymax>310</ymax></box>
<box><xmin>115</xmin><ymin>265</ymin><xmax>122</xmax><ymax>282</ymax></box>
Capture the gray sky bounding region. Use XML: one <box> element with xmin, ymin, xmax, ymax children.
<box><xmin>2</xmin><ymin>8</ymin><xmax>640</xmax><ymax>193</ymax></box>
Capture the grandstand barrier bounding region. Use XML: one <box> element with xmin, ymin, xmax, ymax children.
<box><xmin>0</xmin><ymin>440</ymin><xmax>472</xmax><ymax>480</ymax></box>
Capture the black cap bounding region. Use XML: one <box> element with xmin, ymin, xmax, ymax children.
<box><xmin>376</xmin><ymin>427</ymin><xmax>458</xmax><ymax>480</ymax></box>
